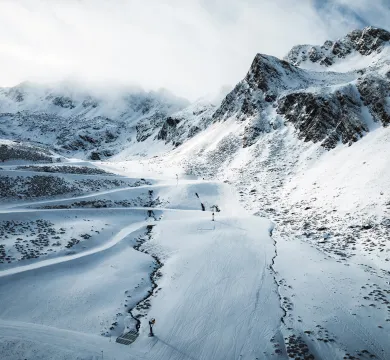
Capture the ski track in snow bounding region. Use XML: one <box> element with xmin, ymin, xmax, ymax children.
<box><xmin>0</xmin><ymin>218</ymin><xmax>150</xmax><ymax>278</ymax></box>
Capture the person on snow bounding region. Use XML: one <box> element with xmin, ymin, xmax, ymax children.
<box><xmin>149</xmin><ymin>318</ymin><xmax>156</xmax><ymax>337</ymax></box>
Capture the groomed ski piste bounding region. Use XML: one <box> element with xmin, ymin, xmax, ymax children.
<box><xmin>0</xmin><ymin>161</ymin><xmax>279</xmax><ymax>360</ymax></box>
<box><xmin>0</xmin><ymin>156</ymin><xmax>389</xmax><ymax>360</ymax></box>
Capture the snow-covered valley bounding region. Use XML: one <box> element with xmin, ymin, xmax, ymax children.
<box><xmin>0</xmin><ymin>163</ymin><xmax>282</xmax><ymax>360</ymax></box>
<box><xmin>1</xmin><ymin>154</ymin><xmax>389</xmax><ymax>360</ymax></box>
<box><xmin>1</xmin><ymin>26</ymin><xmax>390</xmax><ymax>360</ymax></box>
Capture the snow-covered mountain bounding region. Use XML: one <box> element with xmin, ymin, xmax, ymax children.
<box><xmin>285</xmin><ymin>27</ymin><xmax>390</xmax><ymax>69</ymax></box>
<box><xmin>0</xmin><ymin>82</ymin><xmax>189</xmax><ymax>160</ymax></box>
<box><xmin>126</xmin><ymin>25</ymin><xmax>390</xmax><ymax>293</ymax></box>
<box><xmin>1</xmin><ymin>26</ymin><xmax>390</xmax><ymax>360</ymax></box>
<box><xmin>5</xmin><ymin>26</ymin><xmax>389</xmax><ymax>160</ymax></box>
<box><xmin>2</xmin><ymin>25</ymin><xmax>390</xmax><ymax>267</ymax></box>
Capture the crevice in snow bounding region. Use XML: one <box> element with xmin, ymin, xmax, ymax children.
<box><xmin>268</xmin><ymin>226</ymin><xmax>287</xmax><ymax>326</ymax></box>
<box><xmin>127</xmin><ymin>224</ymin><xmax>163</xmax><ymax>336</ymax></box>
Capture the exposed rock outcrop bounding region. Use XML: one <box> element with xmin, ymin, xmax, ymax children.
<box><xmin>286</xmin><ymin>26</ymin><xmax>390</xmax><ymax>67</ymax></box>
<box><xmin>357</xmin><ymin>74</ymin><xmax>390</xmax><ymax>126</ymax></box>
<box><xmin>276</xmin><ymin>88</ymin><xmax>367</xmax><ymax>149</ymax></box>
<box><xmin>156</xmin><ymin>101</ymin><xmax>215</xmax><ymax>146</ymax></box>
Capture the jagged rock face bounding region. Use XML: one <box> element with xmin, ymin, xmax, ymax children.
<box><xmin>157</xmin><ymin>102</ymin><xmax>215</xmax><ymax>147</ymax></box>
<box><xmin>52</xmin><ymin>96</ymin><xmax>76</xmax><ymax>109</ymax></box>
<box><xmin>156</xmin><ymin>117</ymin><xmax>181</xmax><ymax>142</ymax></box>
<box><xmin>357</xmin><ymin>74</ymin><xmax>390</xmax><ymax>126</ymax></box>
<box><xmin>277</xmin><ymin>89</ymin><xmax>367</xmax><ymax>149</ymax></box>
<box><xmin>244</xmin><ymin>54</ymin><xmax>303</xmax><ymax>93</ymax></box>
<box><xmin>212</xmin><ymin>54</ymin><xmax>307</xmax><ymax>123</ymax></box>
<box><xmin>286</xmin><ymin>27</ymin><xmax>390</xmax><ymax>67</ymax></box>
<box><xmin>135</xmin><ymin>112</ymin><xmax>167</xmax><ymax>142</ymax></box>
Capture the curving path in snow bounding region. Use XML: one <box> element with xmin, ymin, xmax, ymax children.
<box><xmin>0</xmin><ymin>218</ymin><xmax>150</xmax><ymax>278</ymax></box>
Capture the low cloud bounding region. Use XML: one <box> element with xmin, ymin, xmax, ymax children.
<box><xmin>0</xmin><ymin>0</ymin><xmax>389</xmax><ymax>100</ymax></box>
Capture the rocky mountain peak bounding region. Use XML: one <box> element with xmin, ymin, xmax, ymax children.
<box><xmin>244</xmin><ymin>54</ymin><xmax>301</xmax><ymax>93</ymax></box>
<box><xmin>208</xmin><ymin>26</ymin><xmax>390</xmax><ymax>150</ymax></box>
<box><xmin>212</xmin><ymin>54</ymin><xmax>309</xmax><ymax>124</ymax></box>
<box><xmin>285</xmin><ymin>26</ymin><xmax>390</xmax><ymax>67</ymax></box>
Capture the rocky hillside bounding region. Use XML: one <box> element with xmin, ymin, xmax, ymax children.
<box><xmin>0</xmin><ymin>82</ymin><xmax>189</xmax><ymax>160</ymax></box>
<box><xmin>156</xmin><ymin>100</ymin><xmax>216</xmax><ymax>147</ymax></box>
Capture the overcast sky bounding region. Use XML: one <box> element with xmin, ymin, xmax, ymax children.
<box><xmin>0</xmin><ymin>0</ymin><xmax>389</xmax><ymax>100</ymax></box>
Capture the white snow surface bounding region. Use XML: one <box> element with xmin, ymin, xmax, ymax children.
<box><xmin>0</xmin><ymin>162</ymin><xmax>282</xmax><ymax>360</ymax></box>
<box><xmin>1</xmin><ymin>148</ymin><xmax>389</xmax><ymax>359</ymax></box>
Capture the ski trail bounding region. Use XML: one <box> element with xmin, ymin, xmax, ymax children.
<box><xmin>0</xmin><ymin>206</ymin><xmax>201</xmax><ymax>215</ymax></box>
<box><xmin>0</xmin><ymin>180</ymin><xmax>209</xmax><ymax>210</ymax></box>
<box><xmin>0</xmin><ymin>220</ymin><xmax>150</xmax><ymax>278</ymax></box>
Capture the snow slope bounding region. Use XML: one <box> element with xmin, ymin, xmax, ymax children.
<box><xmin>0</xmin><ymin>161</ymin><xmax>283</xmax><ymax>360</ymax></box>
<box><xmin>1</xmin><ymin>156</ymin><xmax>389</xmax><ymax>360</ymax></box>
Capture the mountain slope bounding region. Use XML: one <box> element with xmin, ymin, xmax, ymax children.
<box><xmin>129</xmin><ymin>26</ymin><xmax>390</xmax><ymax>277</ymax></box>
<box><xmin>0</xmin><ymin>82</ymin><xmax>189</xmax><ymax>160</ymax></box>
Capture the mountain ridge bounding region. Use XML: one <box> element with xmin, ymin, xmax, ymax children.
<box><xmin>1</xmin><ymin>26</ymin><xmax>390</xmax><ymax>157</ymax></box>
<box><xmin>285</xmin><ymin>26</ymin><xmax>390</xmax><ymax>67</ymax></box>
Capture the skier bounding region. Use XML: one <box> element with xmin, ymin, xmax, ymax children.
<box><xmin>176</xmin><ymin>174</ymin><xmax>178</xmax><ymax>185</ymax></box>
<box><xmin>195</xmin><ymin>192</ymin><xmax>199</xmax><ymax>198</ymax></box>
<box><xmin>212</xmin><ymin>212</ymin><xmax>215</xmax><ymax>221</ymax></box>
<box><xmin>149</xmin><ymin>318</ymin><xmax>156</xmax><ymax>337</ymax></box>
